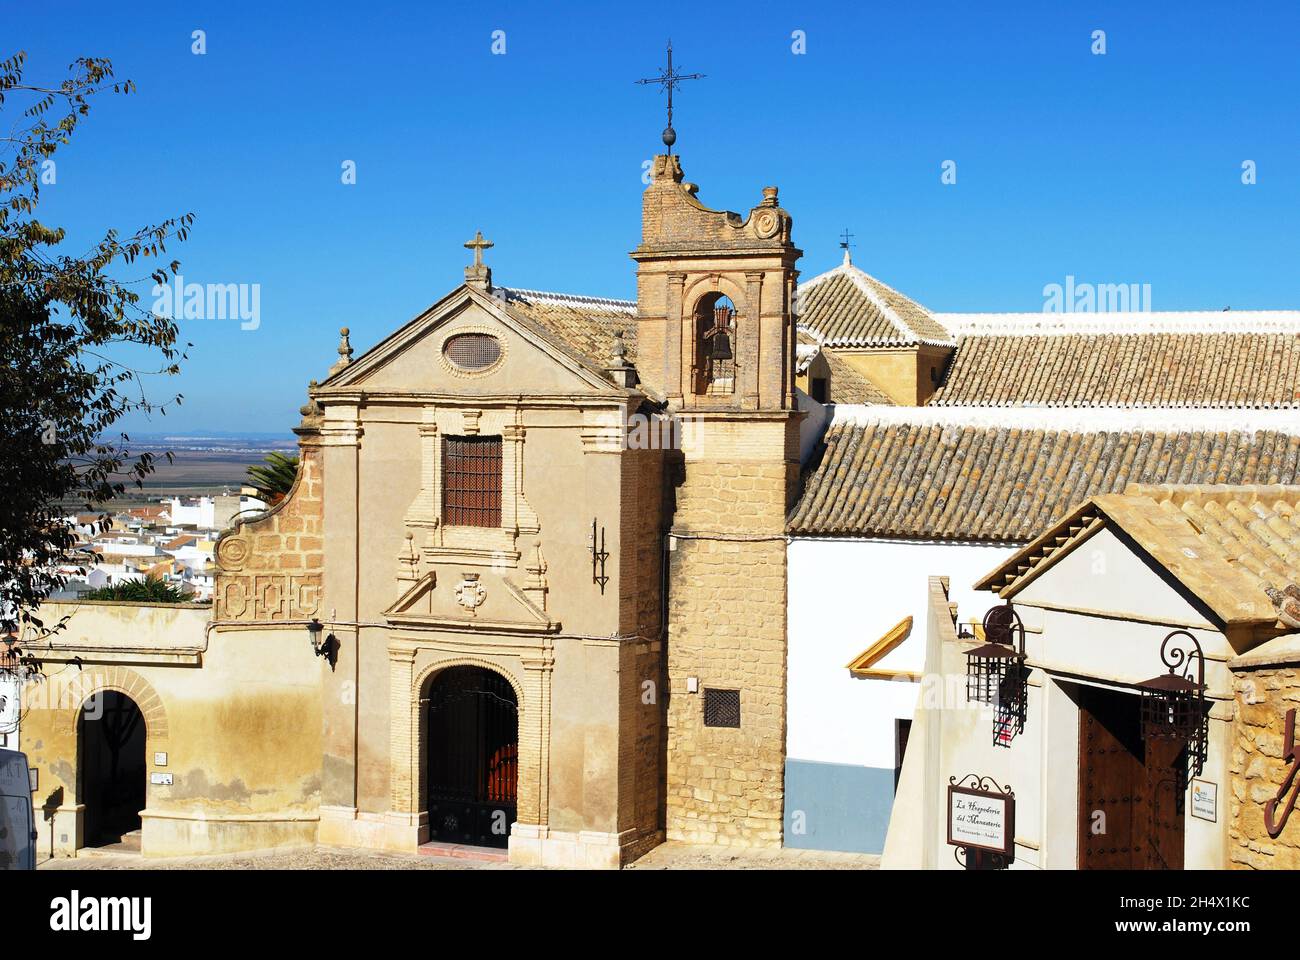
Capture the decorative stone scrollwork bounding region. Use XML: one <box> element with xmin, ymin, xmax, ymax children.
<box><xmin>752</xmin><ymin>209</ymin><xmax>780</xmax><ymax>240</ymax></box>
<box><xmin>216</xmin><ymin>534</ymin><xmax>249</xmax><ymax>572</ymax></box>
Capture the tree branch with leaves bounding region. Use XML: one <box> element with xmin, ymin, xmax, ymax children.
<box><xmin>0</xmin><ymin>50</ymin><xmax>194</xmax><ymax>643</ymax></box>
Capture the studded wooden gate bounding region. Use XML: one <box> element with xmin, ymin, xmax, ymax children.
<box><xmin>1077</xmin><ymin>684</ymin><xmax>1185</xmax><ymax>869</ymax></box>
<box><xmin>426</xmin><ymin>666</ymin><xmax>518</xmax><ymax>849</ymax></box>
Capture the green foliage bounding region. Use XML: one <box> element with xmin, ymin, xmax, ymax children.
<box><xmin>0</xmin><ymin>51</ymin><xmax>194</xmax><ymax>634</ymax></box>
<box><xmin>83</xmin><ymin>575</ymin><xmax>191</xmax><ymax>604</ymax></box>
<box><xmin>246</xmin><ymin>452</ymin><xmax>299</xmax><ymax>505</ymax></box>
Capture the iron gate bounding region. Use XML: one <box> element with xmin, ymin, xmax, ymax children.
<box><xmin>426</xmin><ymin>666</ymin><xmax>518</xmax><ymax>849</ymax></box>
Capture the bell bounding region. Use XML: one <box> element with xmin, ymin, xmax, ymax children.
<box><xmin>710</xmin><ymin>330</ymin><xmax>733</xmax><ymax>361</ymax></box>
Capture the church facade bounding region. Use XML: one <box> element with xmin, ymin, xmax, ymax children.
<box><xmin>18</xmin><ymin>141</ymin><xmax>1300</xmax><ymax>868</ymax></box>
<box><xmin>22</xmin><ymin>150</ymin><xmax>804</xmax><ymax>867</ymax></box>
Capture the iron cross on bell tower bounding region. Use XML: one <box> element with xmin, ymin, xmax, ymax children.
<box><xmin>636</xmin><ymin>40</ymin><xmax>705</xmax><ymax>153</ymax></box>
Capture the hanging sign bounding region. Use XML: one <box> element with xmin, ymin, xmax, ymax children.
<box><xmin>948</xmin><ymin>776</ymin><xmax>1015</xmax><ymax>857</ymax></box>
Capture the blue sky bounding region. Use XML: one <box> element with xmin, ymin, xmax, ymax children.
<box><xmin>12</xmin><ymin>1</ymin><xmax>1300</xmax><ymax>432</ymax></box>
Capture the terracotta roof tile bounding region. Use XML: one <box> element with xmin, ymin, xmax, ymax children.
<box><xmin>820</xmin><ymin>348</ymin><xmax>895</xmax><ymax>405</ymax></box>
<box><xmin>789</xmin><ymin>416</ymin><xmax>1300</xmax><ymax>541</ymax></box>
<box><xmin>796</xmin><ymin>256</ymin><xmax>954</xmax><ymax>348</ymax></box>
<box><xmin>497</xmin><ymin>287</ymin><xmax>637</xmax><ymax>373</ymax></box>
<box><xmin>976</xmin><ymin>484</ymin><xmax>1300</xmax><ymax>627</ymax></box>
<box><xmin>930</xmin><ymin>331</ymin><xmax>1300</xmax><ymax>409</ymax></box>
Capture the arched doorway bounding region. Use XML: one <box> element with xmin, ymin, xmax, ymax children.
<box><xmin>425</xmin><ymin>666</ymin><xmax>518</xmax><ymax>849</ymax></box>
<box><xmin>80</xmin><ymin>691</ymin><xmax>146</xmax><ymax>849</ymax></box>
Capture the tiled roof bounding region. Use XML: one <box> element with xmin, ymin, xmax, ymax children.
<box><xmin>822</xmin><ymin>349</ymin><xmax>895</xmax><ymax>405</ymax></box>
<box><xmin>930</xmin><ymin>317</ymin><xmax>1300</xmax><ymax>408</ymax></box>
<box><xmin>975</xmin><ymin>484</ymin><xmax>1300</xmax><ymax>628</ymax></box>
<box><xmin>796</xmin><ymin>254</ymin><xmax>954</xmax><ymax>348</ymax></box>
<box><xmin>788</xmin><ymin>409</ymin><xmax>1300</xmax><ymax>541</ymax></box>
<box><xmin>497</xmin><ymin>287</ymin><xmax>637</xmax><ymax>371</ymax></box>
<box><xmin>797</xmin><ymin>332</ymin><xmax>895</xmax><ymax>405</ymax></box>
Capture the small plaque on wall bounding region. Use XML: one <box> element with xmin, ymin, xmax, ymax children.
<box><xmin>150</xmin><ymin>772</ymin><xmax>173</xmax><ymax>786</ymax></box>
<box><xmin>1191</xmin><ymin>779</ymin><xmax>1217</xmax><ymax>822</ymax></box>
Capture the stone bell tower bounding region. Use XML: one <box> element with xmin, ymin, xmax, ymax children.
<box><xmin>631</xmin><ymin>153</ymin><xmax>802</xmax><ymax>846</ymax></box>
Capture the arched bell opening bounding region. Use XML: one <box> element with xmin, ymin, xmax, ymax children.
<box><xmin>692</xmin><ymin>293</ymin><xmax>737</xmax><ymax>396</ymax></box>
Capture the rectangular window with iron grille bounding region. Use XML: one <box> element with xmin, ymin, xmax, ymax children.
<box><xmin>442</xmin><ymin>436</ymin><xmax>502</xmax><ymax>528</ymax></box>
<box><xmin>703</xmin><ymin>688</ymin><xmax>741</xmax><ymax>728</ymax></box>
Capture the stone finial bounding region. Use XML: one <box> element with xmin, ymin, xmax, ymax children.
<box><xmin>761</xmin><ymin>185</ymin><xmax>779</xmax><ymax>207</ymax></box>
<box><xmin>606</xmin><ymin>330</ymin><xmax>638</xmax><ymax>389</ymax></box>
<box><xmin>328</xmin><ymin>328</ymin><xmax>353</xmax><ymax>377</ymax></box>
<box><xmin>524</xmin><ymin>539</ymin><xmax>549</xmax><ymax>612</ymax></box>
<box><xmin>397</xmin><ymin>531</ymin><xmax>420</xmax><ymax>582</ymax></box>
<box><xmin>464</xmin><ymin>230</ymin><xmax>494</xmax><ymax>290</ymax></box>
<box><xmin>651</xmin><ymin>154</ymin><xmax>685</xmax><ymax>184</ymax></box>
<box><xmin>296</xmin><ymin>379</ymin><xmax>324</xmax><ymax>432</ymax></box>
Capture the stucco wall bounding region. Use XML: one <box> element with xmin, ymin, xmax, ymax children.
<box><xmin>784</xmin><ymin>538</ymin><xmax>1013</xmax><ymax>854</ymax></box>
<box><xmin>885</xmin><ymin>527</ymin><xmax>1238</xmax><ymax>870</ymax></box>
<box><xmin>22</xmin><ymin>600</ymin><xmax>322</xmax><ymax>859</ymax></box>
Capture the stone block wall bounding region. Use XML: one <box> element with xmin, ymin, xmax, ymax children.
<box><xmin>1230</xmin><ymin>663</ymin><xmax>1300</xmax><ymax>869</ymax></box>
<box><xmin>213</xmin><ymin>440</ymin><xmax>324</xmax><ymax>623</ymax></box>
<box><xmin>664</xmin><ymin>415</ymin><xmax>797</xmax><ymax>847</ymax></box>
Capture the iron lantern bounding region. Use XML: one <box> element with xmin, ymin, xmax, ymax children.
<box><xmin>306</xmin><ymin>618</ymin><xmax>325</xmax><ymax>655</ymax></box>
<box><xmin>965</xmin><ymin>603</ymin><xmax>1026</xmax><ymax>704</ymax></box>
<box><xmin>1138</xmin><ymin>629</ymin><xmax>1206</xmax><ymax>744</ymax></box>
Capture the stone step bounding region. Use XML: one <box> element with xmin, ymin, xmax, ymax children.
<box><xmin>417</xmin><ymin>842</ymin><xmax>508</xmax><ymax>863</ymax></box>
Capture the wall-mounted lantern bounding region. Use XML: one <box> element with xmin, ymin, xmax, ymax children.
<box><xmin>965</xmin><ymin>603</ymin><xmax>1028</xmax><ymax>745</ymax></box>
<box><xmin>1138</xmin><ymin>629</ymin><xmax>1207</xmax><ymax>777</ymax></box>
<box><xmin>306</xmin><ymin>618</ymin><xmax>325</xmax><ymax>654</ymax></box>
<box><xmin>0</xmin><ymin>632</ymin><xmax>40</xmax><ymax>683</ymax></box>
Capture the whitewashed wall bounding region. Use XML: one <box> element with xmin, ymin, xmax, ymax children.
<box><xmin>885</xmin><ymin>526</ymin><xmax>1234</xmax><ymax>870</ymax></box>
<box><xmin>786</xmin><ymin>538</ymin><xmax>1018</xmax><ymax>768</ymax></box>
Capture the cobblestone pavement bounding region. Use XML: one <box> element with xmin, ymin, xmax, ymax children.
<box><xmin>39</xmin><ymin>841</ymin><xmax>879</xmax><ymax>870</ymax></box>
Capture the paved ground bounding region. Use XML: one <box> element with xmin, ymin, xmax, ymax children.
<box><xmin>627</xmin><ymin>842</ymin><xmax>879</xmax><ymax>870</ymax></box>
<box><xmin>39</xmin><ymin>841</ymin><xmax>878</xmax><ymax>871</ymax></box>
<box><xmin>40</xmin><ymin>844</ymin><xmax>518</xmax><ymax>870</ymax></box>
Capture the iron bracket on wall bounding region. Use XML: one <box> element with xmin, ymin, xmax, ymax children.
<box><xmin>590</xmin><ymin>518</ymin><xmax>609</xmax><ymax>594</ymax></box>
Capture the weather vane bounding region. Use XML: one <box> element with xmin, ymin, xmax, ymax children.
<box><xmin>839</xmin><ymin>228</ymin><xmax>855</xmax><ymax>251</ymax></box>
<box><xmin>636</xmin><ymin>40</ymin><xmax>705</xmax><ymax>153</ymax></box>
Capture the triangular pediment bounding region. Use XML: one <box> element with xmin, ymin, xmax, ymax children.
<box><xmin>321</xmin><ymin>285</ymin><xmax>622</xmax><ymax>396</ymax></box>
<box><xmin>383</xmin><ymin>569</ymin><xmax>558</xmax><ymax>634</ymax></box>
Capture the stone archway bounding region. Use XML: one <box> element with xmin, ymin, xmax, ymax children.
<box><xmin>58</xmin><ymin>666</ymin><xmax>168</xmax><ymax>855</ymax></box>
<box><xmin>387</xmin><ymin>646</ymin><xmax>550</xmax><ymax>853</ymax></box>
<box><xmin>422</xmin><ymin>665</ymin><xmax>519</xmax><ymax>848</ymax></box>
<box><xmin>79</xmin><ymin>691</ymin><xmax>146</xmax><ymax>848</ymax></box>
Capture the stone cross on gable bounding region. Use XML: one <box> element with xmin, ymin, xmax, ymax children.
<box><xmin>465</xmin><ymin>230</ymin><xmax>493</xmax><ymax>266</ymax></box>
<box><xmin>464</xmin><ymin>230</ymin><xmax>493</xmax><ymax>289</ymax></box>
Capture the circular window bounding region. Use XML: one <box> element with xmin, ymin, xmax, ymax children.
<box><xmin>444</xmin><ymin>333</ymin><xmax>502</xmax><ymax>371</ymax></box>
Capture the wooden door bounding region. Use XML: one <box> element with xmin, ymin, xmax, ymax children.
<box><xmin>1077</xmin><ymin>685</ymin><xmax>1185</xmax><ymax>870</ymax></box>
<box><xmin>1144</xmin><ymin>738</ymin><xmax>1187</xmax><ymax>870</ymax></box>
<box><xmin>1078</xmin><ymin>685</ymin><xmax>1145</xmax><ymax>868</ymax></box>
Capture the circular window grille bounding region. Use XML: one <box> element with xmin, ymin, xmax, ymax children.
<box><xmin>444</xmin><ymin>333</ymin><xmax>502</xmax><ymax>371</ymax></box>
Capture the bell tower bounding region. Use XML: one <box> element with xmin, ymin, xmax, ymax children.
<box><xmin>632</xmin><ymin>153</ymin><xmax>801</xmax><ymax>410</ymax></box>
<box><xmin>632</xmin><ymin>153</ymin><xmax>802</xmax><ymax>847</ymax></box>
